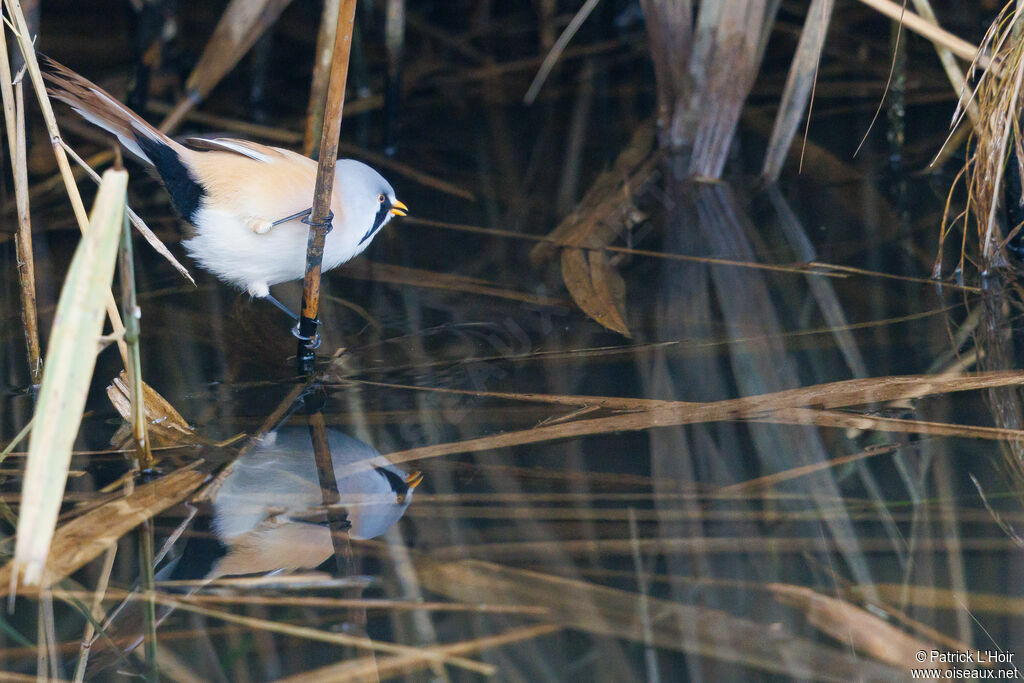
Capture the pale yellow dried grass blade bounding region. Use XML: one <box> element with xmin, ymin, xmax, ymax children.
<box><xmin>856</xmin><ymin>0</ymin><xmax>981</xmax><ymax>64</ymax></box>
<box><xmin>13</xmin><ymin>169</ymin><xmax>128</xmax><ymax>588</ymax></box>
<box><xmin>154</xmin><ymin>596</ymin><xmax>494</xmax><ymax>675</ymax></box>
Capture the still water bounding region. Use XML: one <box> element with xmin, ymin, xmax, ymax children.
<box><xmin>0</xmin><ymin>1</ymin><xmax>1021</xmax><ymax>681</ymax></box>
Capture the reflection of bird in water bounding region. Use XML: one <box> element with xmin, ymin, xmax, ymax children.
<box><xmin>168</xmin><ymin>427</ymin><xmax>421</xmax><ymax>581</ymax></box>
<box><xmin>88</xmin><ymin>428</ymin><xmax>420</xmax><ymax>678</ymax></box>
<box><xmin>205</xmin><ymin>428</ymin><xmax>422</xmax><ymax>578</ymax></box>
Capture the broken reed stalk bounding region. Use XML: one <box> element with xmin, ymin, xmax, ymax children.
<box><xmin>296</xmin><ymin>0</ymin><xmax>358</xmax><ymax>372</ymax></box>
<box><xmin>3</xmin><ymin>0</ymin><xmax>129</xmax><ymax>365</ymax></box>
<box><xmin>0</xmin><ymin>14</ymin><xmax>41</xmax><ymax>384</ymax></box>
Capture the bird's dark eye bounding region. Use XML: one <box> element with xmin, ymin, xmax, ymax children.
<box><xmin>377</xmin><ymin>194</ymin><xmax>385</xmax><ymax>203</ymax></box>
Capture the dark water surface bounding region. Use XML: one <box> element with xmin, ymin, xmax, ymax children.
<box><xmin>0</xmin><ymin>1</ymin><xmax>1021</xmax><ymax>681</ymax></box>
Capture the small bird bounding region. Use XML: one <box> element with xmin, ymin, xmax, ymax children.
<box><xmin>41</xmin><ymin>57</ymin><xmax>407</xmax><ymax>316</ymax></box>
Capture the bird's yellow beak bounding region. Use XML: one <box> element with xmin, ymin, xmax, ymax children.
<box><xmin>389</xmin><ymin>200</ymin><xmax>408</xmax><ymax>217</ymax></box>
<box><xmin>405</xmin><ymin>471</ymin><xmax>423</xmax><ymax>489</ymax></box>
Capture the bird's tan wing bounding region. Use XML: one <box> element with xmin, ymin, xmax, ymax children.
<box><xmin>183</xmin><ymin>137</ymin><xmax>288</xmax><ymax>163</ymax></box>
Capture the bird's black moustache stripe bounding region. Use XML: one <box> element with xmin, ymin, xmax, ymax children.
<box><xmin>360</xmin><ymin>202</ymin><xmax>391</xmax><ymax>245</ymax></box>
<box><xmin>135</xmin><ymin>133</ymin><xmax>205</xmax><ymax>222</ymax></box>
<box><xmin>374</xmin><ymin>466</ymin><xmax>409</xmax><ymax>496</ymax></box>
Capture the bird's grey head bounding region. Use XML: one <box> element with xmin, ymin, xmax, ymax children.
<box><xmin>336</xmin><ymin>159</ymin><xmax>407</xmax><ymax>247</ymax></box>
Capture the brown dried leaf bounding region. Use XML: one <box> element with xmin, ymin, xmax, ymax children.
<box><xmin>560</xmin><ymin>248</ymin><xmax>630</xmax><ymax>336</ymax></box>
<box><xmin>530</xmin><ymin>121</ymin><xmax>657</xmax><ymax>265</ymax></box>
<box><xmin>106</xmin><ymin>371</ymin><xmax>197</xmax><ymax>448</ymax></box>
<box><xmin>1</xmin><ymin>466</ymin><xmax>206</xmax><ymax>589</ymax></box>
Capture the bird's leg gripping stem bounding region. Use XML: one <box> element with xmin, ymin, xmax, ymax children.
<box><xmin>293</xmin><ymin>210</ymin><xmax>335</xmax><ymax>355</ymax></box>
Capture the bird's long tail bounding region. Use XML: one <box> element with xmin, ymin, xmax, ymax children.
<box><xmin>39</xmin><ymin>55</ymin><xmax>184</xmax><ymax>164</ymax></box>
<box><xmin>41</xmin><ymin>57</ymin><xmax>205</xmax><ymax>222</ymax></box>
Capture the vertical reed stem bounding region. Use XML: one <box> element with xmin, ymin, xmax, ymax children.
<box><xmin>14</xmin><ymin>82</ymin><xmax>40</xmax><ymax>384</ymax></box>
<box><xmin>383</xmin><ymin>0</ymin><xmax>405</xmax><ymax>155</ymax></box>
<box><xmin>0</xmin><ymin>16</ymin><xmax>41</xmax><ymax>384</ymax></box>
<box><xmin>119</xmin><ymin>207</ymin><xmax>152</xmax><ymax>468</ymax></box>
<box><xmin>3</xmin><ymin>0</ymin><xmax>130</xmax><ymax>365</ymax></box>
<box><xmin>138</xmin><ymin>519</ymin><xmax>159</xmax><ymax>682</ymax></box>
<box><xmin>307</xmin><ymin>403</ymin><xmax>353</xmax><ymax>577</ymax></box>
<box><xmin>304</xmin><ymin>0</ymin><xmax>342</xmax><ymax>158</ymax></box>
<box><xmin>296</xmin><ymin>0</ymin><xmax>358</xmax><ymax>372</ymax></box>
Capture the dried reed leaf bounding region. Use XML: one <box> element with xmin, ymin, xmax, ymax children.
<box><xmin>761</xmin><ymin>0</ymin><xmax>834</xmax><ymax>184</ymax></box>
<box><xmin>428</xmin><ymin>536</ymin><xmax>1017</xmax><ymax>560</ymax></box>
<box><xmin>560</xmin><ymin>248</ymin><xmax>630</xmax><ymax>336</ymax></box>
<box><xmin>106</xmin><ymin>370</ymin><xmax>197</xmax><ymax>448</ymax></box>
<box><xmin>378</xmin><ymin>371</ymin><xmax>1024</xmax><ymax>468</ymax></box>
<box><xmin>528</xmin><ymin>122</ymin><xmax>657</xmax><ymax>332</ymax></box>
<box><xmin>943</xmin><ymin>3</ymin><xmax>1024</xmax><ymax>270</ymax></box>
<box><xmin>2</xmin><ymin>466</ymin><xmax>206</xmax><ymax>589</ymax></box>
<box><xmin>766</xmin><ymin>406</ymin><xmax>1024</xmax><ymax>442</ymax></box>
<box><xmin>0</xmin><ymin>672</ymin><xmax>66</xmax><ymax>683</ymax></box>
<box><xmin>588</xmin><ymin>249</ymin><xmax>630</xmax><ymax>334</ymax></box>
<box><xmin>13</xmin><ymin>169</ymin><xmax>128</xmax><ymax>588</ymax></box>
<box><xmin>160</xmin><ymin>0</ymin><xmax>294</xmax><ymax>129</ymax></box>
<box><xmin>720</xmin><ymin>442</ymin><xmax>904</xmax><ymax>495</ymax></box>
<box><xmin>278</xmin><ymin>624</ymin><xmax>560</xmax><ymax>683</ymax></box>
<box><xmin>530</xmin><ymin>122</ymin><xmax>657</xmax><ymax>265</ymax></box>
<box><xmin>768</xmin><ymin>583</ymin><xmax>950</xmax><ymax>671</ymax></box>
<box><xmin>417</xmin><ymin>559</ymin><xmax>903</xmax><ymax>680</ymax></box>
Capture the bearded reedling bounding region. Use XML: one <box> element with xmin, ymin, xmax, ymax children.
<box><xmin>42</xmin><ymin>57</ymin><xmax>407</xmax><ymax>317</ymax></box>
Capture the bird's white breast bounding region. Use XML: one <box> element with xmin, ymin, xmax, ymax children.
<box><xmin>184</xmin><ymin>204</ymin><xmax>373</xmax><ymax>298</ymax></box>
<box><xmin>182</xmin><ymin>149</ymin><xmax>379</xmax><ymax>298</ymax></box>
